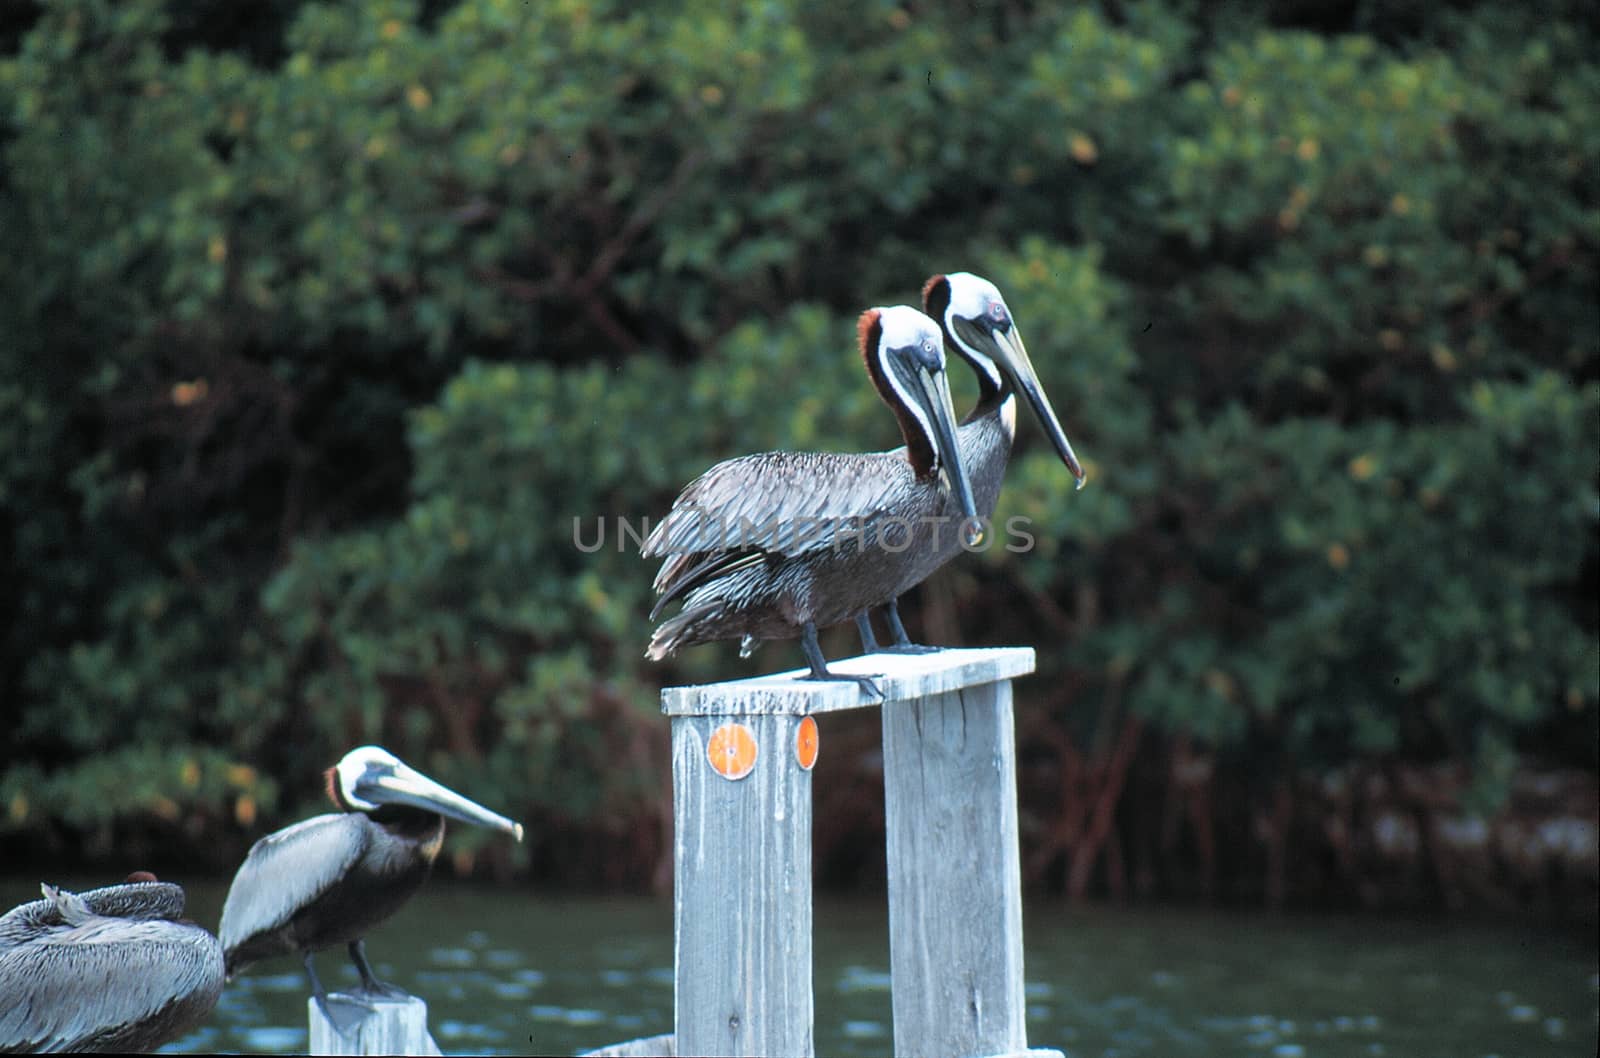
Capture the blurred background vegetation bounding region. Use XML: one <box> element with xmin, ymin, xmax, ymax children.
<box><xmin>1</xmin><ymin>0</ymin><xmax>1595</xmax><ymax>915</ymax></box>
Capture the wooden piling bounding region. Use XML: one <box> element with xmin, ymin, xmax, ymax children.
<box><xmin>657</xmin><ymin>647</ymin><xmax>1047</xmax><ymax>1058</ymax></box>
<box><xmin>307</xmin><ymin>993</ymin><xmax>441</xmax><ymax>1056</ymax></box>
<box><xmin>882</xmin><ymin>675</ymin><xmax>1026</xmax><ymax>1057</ymax></box>
<box><xmin>671</xmin><ymin>712</ymin><xmax>815</xmax><ymax>1057</ymax></box>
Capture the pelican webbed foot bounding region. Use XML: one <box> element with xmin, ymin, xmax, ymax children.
<box><xmin>317</xmin><ymin>992</ymin><xmax>381</xmax><ymax>1031</ymax></box>
<box><xmin>805</xmin><ymin>669</ymin><xmax>885</xmax><ymax>699</ymax></box>
<box><xmin>800</xmin><ymin>621</ymin><xmax>883</xmax><ymax>700</ymax></box>
<box><xmin>308</xmin><ymin>954</ymin><xmax>378</xmax><ymax>1022</ymax></box>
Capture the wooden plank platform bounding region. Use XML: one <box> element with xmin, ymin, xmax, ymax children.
<box><xmin>660</xmin><ymin>647</ymin><xmax>1036</xmax><ymax>716</ymax></box>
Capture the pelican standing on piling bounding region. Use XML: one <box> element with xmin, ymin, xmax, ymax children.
<box><xmin>643</xmin><ymin>305</ymin><xmax>981</xmax><ymax>693</ymax></box>
<box><xmin>855</xmin><ymin>272</ymin><xmax>1087</xmax><ymax>652</ymax></box>
<box><xmin>0</xmin><ymin>874</ymin><xmax>224</xmax><ymax>1053</ymax></box>
<box><xmin>219</xmin><ymin>745</ymin><xmax>523</xmax><ymax>1003</ymax></box>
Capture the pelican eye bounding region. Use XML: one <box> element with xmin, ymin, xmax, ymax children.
<box><xmin>911</xmin><ymin>336</ymin><xmax>943</xmax><ymax>371</ymax></box>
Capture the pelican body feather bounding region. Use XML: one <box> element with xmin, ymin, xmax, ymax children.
<box><xmin>644</xmin><ymin>306</ymin><xmax>980</xmax><ymax>671</ymax></box>
<box><xmin>0</xmin><ymin>880</ymin><xmax>223</xmax><ymax>1054</ymax></box>
<box><xmin>219</xmin><ymin>810</ymin><xmax>440</xmax><ymax>979</ymax></box>
<box><xmin>645</xmin><ymin>447</ymin><xmax>971</xmax><ymax>654</ymax></box>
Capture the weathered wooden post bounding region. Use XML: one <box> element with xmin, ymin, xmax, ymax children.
<box><xmin>661</xmin><ymin>677</ymin><xmax>855</xmax><ymax>1056</ymax></box>
<box><xmin>308</xmin><ymin>993</ymin><xmax>442</xmax><ymax>1056</ymax></box>
<box><xmin>881</xmin><ymin>653</ymin><xmax>1037</xmax><ymax>1058</ymax></box>
<box><xmin>588</xmin><ymin>647</ymin><xmax>1064</xmax><ymax>1058</ymax></box>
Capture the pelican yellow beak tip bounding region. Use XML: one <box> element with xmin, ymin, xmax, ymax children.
<box><xmin>512</xmin><ymin>822</ymin><xmax>525</xmax><ymax>843</ymax></box>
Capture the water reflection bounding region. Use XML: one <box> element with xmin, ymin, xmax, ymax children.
<box><xmin>0</xmin><ymin>877</ymin><xmax>1590</xmax><ymax>1057</ymax></box>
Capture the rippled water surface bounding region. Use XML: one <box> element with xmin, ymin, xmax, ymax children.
<box><xmin>3</xmin><ymin>877</ymin><xmax>1593</xmax><ymax>1056</ymax></box>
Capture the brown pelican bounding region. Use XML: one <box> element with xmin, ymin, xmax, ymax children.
<box><xmin>0</xmin><ymin>875</ymin><xmax>223</xmax><ymax>1053</ymax></box>
<box><xmin>219</xmin><ymin>745</ymin><xmax>522</xmax><ymax>1004</ymax></box>
<box><xmin>643</xmin><ymin>305</ymin><xmax>981</xmax><ymax>694</ymax></box>
<box><xmin>854</xmin><ymin>272</ymin><xmax>1086</xmax><ymax>652</ymax></box>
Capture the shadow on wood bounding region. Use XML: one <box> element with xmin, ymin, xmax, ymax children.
<box><xmin>307</xmin><ymin>993</ymin><xmax>442</xmax><ymax>1056</ymax></box>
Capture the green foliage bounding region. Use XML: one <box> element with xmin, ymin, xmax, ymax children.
<box><xmin>1</xmin><ymin>0</ymin><xmax>1594</xmax><ymax>889</ymax></box>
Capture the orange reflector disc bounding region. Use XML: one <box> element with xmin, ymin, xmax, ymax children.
<box><xmin>796</xmin><ymin>716</ymin><xmax>819</xmax><ymax>771</ymax></box>
<box><xmin>706</xmin><ymin>722</ymin><xmax>758</xmax><ymax>780</ymax></box>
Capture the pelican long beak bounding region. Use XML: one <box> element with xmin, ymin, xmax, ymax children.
<box><xmin>960</xmin><ymin>319</ymin><xmax>1086</xmax><ymax>489</ymax></box>
<box><xmin>361</xmin><ymin>763</ymin><xmax>525</xmax><ymax>841</ymax></box>
<box><xmin>913</xmin><ymin>363</ymin><xmax>981</xmax><ymax>533</ymax></box>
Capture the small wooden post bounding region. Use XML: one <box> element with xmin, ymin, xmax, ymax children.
<box><xmin>660</xmin><ymin>647</ymin><xmax>1049</xmax><ymax>1058</ymax></box>
<box><xmin>307</xmin><ymin>993</ymin><xmax>442</xmax><ymax>1056</ymax></box>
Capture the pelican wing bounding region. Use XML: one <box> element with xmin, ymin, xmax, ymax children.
<box><xmin>644</xmin><ymin>450</ymin><xmax>917</xmax><ymax>602</ymax></box>
<box><xmin>219</xmin><ymin>813</ymin><xmax>370</xmax><ymax>955</ymax></box>
<box><xmin>0</xmin><ymin>916</ymin><xmax>223</xmax><ymax>1053</ymax></box>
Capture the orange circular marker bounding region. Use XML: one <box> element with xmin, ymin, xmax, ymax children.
<box><xmin>795</xmin><ymin>716</ymin><xmax>819</xmax><ymax>771</ymax></box>
<box><xmin>707</xmin><ymin>722</ymin><xmax>758</xmax><ymax>780</ymax></box>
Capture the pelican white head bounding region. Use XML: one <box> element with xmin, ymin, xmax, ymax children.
<box><xmin>329</xmin><ymin>745</ymin><xmax>523</xmax><ymax>841</ymax></box>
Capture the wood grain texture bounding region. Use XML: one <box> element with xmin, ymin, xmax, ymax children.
<box><xmin>661</xmin><ymin>647</ymin><xmax>1035</xmax><ymax>716</ymax></box>
<box><xmin>882</xmin><ymin>679</ymin><xmax>1029</xmax><ymax>1058</ymax></box>
<box><xmin>673</xmin><ymin>713</ymin><xmax>813</xmax><ymax>1057</ymax></box>
<box><xmin>307</xmin><ymin>993</ymin><xmax>441</xmax><ymax>1056</ymax></box>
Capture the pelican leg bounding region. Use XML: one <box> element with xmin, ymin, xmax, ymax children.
<box><xmin>854</xmin><ymin>613</ymin><xmax>882</xmax><ymax>653</ymax></box>
<box><xmin>304</xmin><ymin>952</ymin><xmax>329</xmax><ymax>1003</ymax></box>
<box><xmin>306</xmin><ymin>951</ymin><xmax>380</xmax><ymax>1019</ymax></box>
<box><xmin>883</xmin><ymin>597</ymin><xmax>941</xmax><ymax>654</ymax></box>
<box><xmin>348</xmin><ymin>939</ymin><xmax>405</xmax><ymax>998</ymax></box>
<box><xmin>799</xmin><ymin>621</ymin><xmax>882</xmax><ymax>700</ymax></box>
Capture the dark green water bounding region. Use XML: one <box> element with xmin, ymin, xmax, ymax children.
<box><xmin>3</xmin><ymin>877</ymin><xmax>1593</xmax><ymax>1057</ymax></box>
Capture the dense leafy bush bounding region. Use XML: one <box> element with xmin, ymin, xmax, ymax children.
<box><xmin>2</xmin><ymin>0</ymin><xmax>1594</xmax><ymax>900</ymax></box>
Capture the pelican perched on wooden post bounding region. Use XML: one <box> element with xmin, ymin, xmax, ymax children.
<box><xmin>855</xmin><ymin>272</ymin><xmax>1086</xmax><ymax>652</ymax></box>
<box><xmin>643</xmin><ymin>305</ymin><xmax>981</xmax><ymax>695</ymax></box>
<box><xmin>219</xmin><ymin>745</ymin><xmax>523</xmax><ymax>1005</ymax></box>
<box><xmin>0</xmin><ymin>874</ymin><xmax>223</xmax><ymax>1053</ymax></box>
